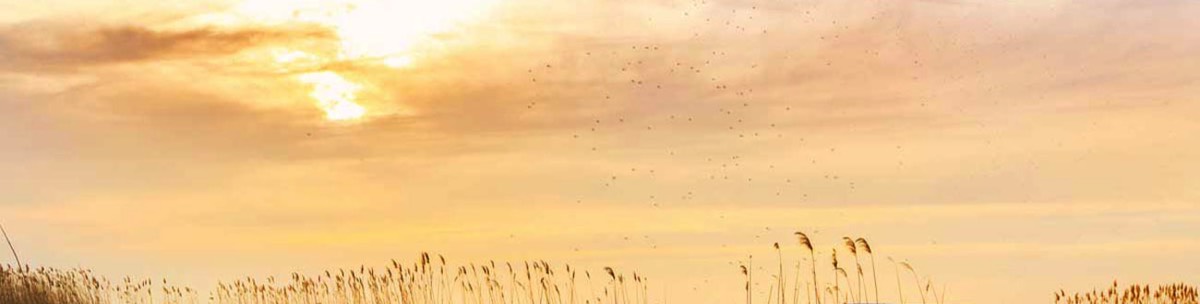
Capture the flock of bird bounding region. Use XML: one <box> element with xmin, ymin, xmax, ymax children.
<box><xmin>509</xmin><ymin>0</ymin><xmax>954</xmax><ymax>271</ymax></box>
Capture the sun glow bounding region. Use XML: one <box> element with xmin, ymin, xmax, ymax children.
<box><xmin>298</xmin><ymin>72</ymin><xmax>366</xmax><ymax>121</ymax></box>
<box><xmin>237</xmin><ymin>0</ymin><xmax>500</xmax><ymax>120</ymax></box>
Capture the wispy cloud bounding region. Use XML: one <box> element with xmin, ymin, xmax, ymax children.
<box><xmin>0</xmin><ymin>21</ymin><xmax>331</xmax><ymax>72</ymax></box>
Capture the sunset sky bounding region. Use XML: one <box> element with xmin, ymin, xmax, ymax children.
<box><xmin>1</xmin><ymin>0</ymin><xmax>1198</xmax><ymax>303</ymax></box>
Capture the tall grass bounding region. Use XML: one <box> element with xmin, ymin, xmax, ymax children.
<box><xmin>11</xmin><ymin>237</ymin><xmax>1200</xmax><ymax>304</ymax></box>
<box><xmin>212</xmin><ymin>253</ymin><xmax>646</xmax><ymax>304</ymax></box>
<box><xmin>747</xmin><ymin>233</ymin><xmax>944</xmax><ymax>304</ymax></box>
<box><xmin>0</xmin><ymin>237</ymin><xmax>953</xmax><ymax>304</ymax></box>
<box><xmin>1056</xmin><ymin>281</ymin><xmax>1198</xmax><ymax>304</ymax></box>
<box><xmin>0</xmin><ymin>253</ymin><xmax>643</xmax><ymax>304</ymax></box>
<box><xmin>0</xmin><ymin>264</ymin><xmax>197</xmax><ymax>304</ymax></box>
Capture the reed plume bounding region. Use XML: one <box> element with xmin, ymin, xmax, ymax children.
<box><xmin>900</xmin><ymin>261</ymin><xmax>926</xmax><ymax>304</ymax></box>
<box><xmin>856</xmin><ymin>238</ymin><xmax>878</xmax><ymax>304</ymax></box>
<box><xmin>831</xmin><ymin>248</ymin><xmax>839</xmax><ymax>304</ymax></box>
<box><xmin>1056</xmin><ymin>281</ymin><xmax>1196</xmax><ymax>304</ymax></box>
<box><xmin>747</xmin><ymin>236</ymin><xmax>941</xmax><ymax>304</ymax></box>
<box><xmin>842</xmin><ymin>237</ymin><xmax>864</xmax><ymax>303</ymax></box>
<box><xmin>741</xmin><ymin>264</ymin><xmax>750</xmax><ymax>304</ymax></box>
<box><xmin>925</xmin><ymin>279</ymin><xmax>938</xmax><ymax>304</ymax></box>
<box><xmin>796</xmin><ymin>232</ymin><xmax>820</xmax><ymax>304</ymax></box>
<box><xmin>888</xmin><ymin>257</ymin><xmax>905</xmax><ymax>304</ymax></box>
<box><xmin>776</xmin><ymin>242</ymin><xmax>786</xmax><ymax>304</ymax></box>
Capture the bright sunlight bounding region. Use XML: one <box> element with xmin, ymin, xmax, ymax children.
<box><xmin>240</xmin><ymin>0</ymin><xmax>500</xmax><ymax>120</ymax></box>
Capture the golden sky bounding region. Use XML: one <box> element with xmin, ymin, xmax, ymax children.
<box><xmin>1</xmin><ymin>0</ymin><xmax>1199</xmax><ymax>303</ymax></box>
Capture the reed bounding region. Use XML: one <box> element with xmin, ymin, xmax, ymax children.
<box><xmin>278</xmin><ymin>256</ymin><xmax>641</xmax><ymax>304</ymax></box>
<box><xmin>740</xmin><ymin>234</ymin><xmax>946</xmax><ymax>304</ymax></box>
<box><xmin>0</xmin><ymin>264</ymin><xmax>197</xmax><ymax>304</ymax></box>
<box><xmin>888</xmin><ymin>257</ymin><xmax>904</xmax><ymax>304</ymax></box>
<box><xmin>742</xmin><ymin>263</ymin><xmax>751</xmax><ymax>304</ymax></box>
<box><xmin>791</xmin><ymin>258</ymin><xmax>802</xmax><ymax>304</ymax></box>
<box><xmin>795</xmin><ymin>232</ymin><xmax>820</xmax><ymax>304</ymax></box>
<box><xmin>775</xmin><ymin>243</ymin><xmax>786</xmax><ymax>304</ymax></box>
<box><xmin>831</xmin><ymin>248</ymin><xmax>840</xmax><ymax>304</ymax></box>
<box><xmin>842</xmin><ymin>237</ymin><xmax>864</xmax><ymax>303</ymax></box>
<box><xmin>0</xmin><ymin>254</ymin><xmax>645</xmax><ymax>304</ymax></box>
<box><xmin>836</xmin><ymin>267</ymin><xmax>853</xmax><ymax>304</ymax></box>
<box><xmin>1056</xmin><ymin>281</ymin><xmax>1198</xmax><ymax>304</ymax></box>
<box><xmin>1</xmin><ymin>237</ymin><xmax>954</xmax><ymax>304</ymax></box>
<box><xmin>1</xmin><ymin>223</ymin><xmax>20</xmax><ymax>269</ymax></box>
<box><xmin>900</xmin><ymin>261</ymin><xmax>926</xmax><ymax>304</ymax></box>
<box><xmin>925</xmin><ymin>279</ymin><xmax>938</xmax><ymax>304</ymax></box>
<box><xmin>855</xmin><ymin>238</ymin><xmax>878</xmax><ymax>304</ymax></box>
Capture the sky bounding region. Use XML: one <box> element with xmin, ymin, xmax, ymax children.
<box><xmin>1</xmin><ymin>0</ymin><xmax>1199</xmax><ymax>303</ymax></box>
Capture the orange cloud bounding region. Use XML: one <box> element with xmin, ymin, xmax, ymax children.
<box><xmin>0</xmin><ymin>21</ymin><xmax>332</xmax><ymax>71</ymax></box>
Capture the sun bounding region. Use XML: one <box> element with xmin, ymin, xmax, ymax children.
<box><xmin>297</xmin><ymin>72</ymin><xmax>366</xmax><ymax>121</ymax></box>
<box><xmin>236</xmin><ymin>0</ymin><xmax>500</xmax><ymax>120</ymax></box>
